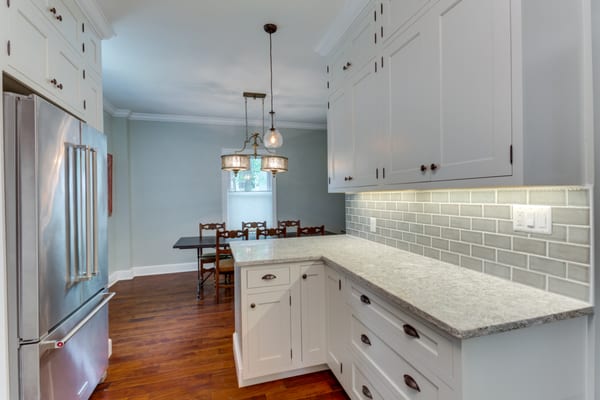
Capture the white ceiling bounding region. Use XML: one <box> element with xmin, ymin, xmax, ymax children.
<box><xmin>98</xmin><ymin>0</ymin><xmax>349</xmax><ymax>128</ymax></box>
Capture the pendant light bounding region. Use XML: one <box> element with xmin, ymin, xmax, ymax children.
<box><xmin>220</xmin><ymin>92</ymin><xmax>288</xmax><ymax>176</ymax></box>
<box><xmin>263</xmin><ymin>23</ymin><xmax>283</xmax><ymax>149</ymax></box>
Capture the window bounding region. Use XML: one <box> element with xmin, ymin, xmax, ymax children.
<box><xmin>223</xmin><ymin>156</ymin><xmax>276</xmax><ymax>229</ymax></box>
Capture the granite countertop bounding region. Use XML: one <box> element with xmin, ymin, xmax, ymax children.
<box><xmin>230</xmin><ymin>235</ymin><xmax>593</xmax><ymax>339</ymax></box>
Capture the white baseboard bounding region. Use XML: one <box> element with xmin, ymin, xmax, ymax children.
<box><xmin>108</xmin><ymin>262</ymin><xmax>196</xmax><ymax>286</ymax></box>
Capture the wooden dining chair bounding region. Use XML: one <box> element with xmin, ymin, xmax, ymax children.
<box><xmin>197</xmin><ymin>222</ymin><xmax>226</xmax><ymax>297</ymax></box>
<box><xmin>297</xmin><ymin>225</ymin><xmax>326</xmax><ymax>237</ymax></box>
<box><xmin>215</xmin><ymin>229</ymin><xmax>249</xmax><ymax>303</ymax></box>
<box><xmin>256</xmin><ymin>227</ymin><xmax>287</xmax><ymax>239</ymax></box>
<box><xmin>278</xmin><ymin>220</ymin><xmax>300</xmax><ymax>236</ymax></box>
<box><xmin>241</xmin><ymin>221</ymin><xmax>267</xmax><ymax>239</ymax></box>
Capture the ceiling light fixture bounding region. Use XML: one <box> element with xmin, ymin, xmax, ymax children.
<box><xmin>263</xmin><ymin>23</ymin><xmax>283</xmax><ymax>149</ymax></box>
<box><xmin>221</xmin><ymin>92</ymin><xmax>288</xmax><ymax>176</ymax></box>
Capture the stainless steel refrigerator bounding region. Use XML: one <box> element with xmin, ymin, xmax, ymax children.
<box><xmin>4</xmin><ymin>93</ymin><xmax>113</xmax><ymax>400</ymax></box>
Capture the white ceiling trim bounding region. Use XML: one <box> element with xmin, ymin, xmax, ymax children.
<box><xmin>314</xmin><ymin>0</ymin><xmax>370</xmax><ymax>56</ymax></box>
<box><xmin>103</xmin><ymin>104</ymin><xmax>326</xmax><ymax>131</ymax></box>
<box><xmin>75</xmin><ymin>0</ymin><xmax>115</xmax><ymax>39</ymax></box>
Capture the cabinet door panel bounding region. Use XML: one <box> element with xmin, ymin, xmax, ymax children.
<box><xmin>383</xmin><ymin>15</ymin><xmax>439</xmax><ymax>184</ymax></box>
<box><xmin>351</xmin><ymin>60</ymin><xmax>384</xmax><ymax>186</ymax></box>
<box><xmin>82</xmin><ymin>22</ymin><xmax>102</xmax><ymax>73</ymax></box>
<box><xmin>49</xmin><ymin>40</ymin><xmax>82</xmax><ymax>113</ymax></box>
<box><xmin>246</xmin><ymin>290</ymin><xmax>293</xmax><ymax>378</ymax></box>
<box><xmin>326</xmin><ymin>268</ymin><xmax>349</xmax><ymax>387</ymax></box>
<box><xmin>382</xmin><ymin>0</ymin><xmax>431</xmax><ymax>41</ymax></box>
<box><xmin>348</xmin><ymin>6</ymin><xmax>377</xmax><ymax>74</ymax></box>
<box><xmin>7</xmin><ymin>1</ymin><xmax>51</xmax><ymax>88</ymax></box>
<box><xmin>300</xmin><ymin>264</ymin><xmax>326</xmax><ymax>366</ymax></box>
<box><xmin>432</xmin><ymin>0</ymin><xmax>512</xmax><ymax>181</ymax></box>
<box><xmin>328</xmin><ymin>87</ymin><xmax>354</xmax><ymax>189</ymax></box>
<box><xmin>81</xmin><ymin>70</ymin><xmax>103</xmax><ymax>130</ymax></box>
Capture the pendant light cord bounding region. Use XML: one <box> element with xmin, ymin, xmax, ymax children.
<box><xmin>269</xmin><ymin>31</ymin><xmax>275</xmax><ymax>131</ymax></box>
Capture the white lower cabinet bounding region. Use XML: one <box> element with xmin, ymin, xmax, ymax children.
<box><xmin>236</xmin><ymin>262</ymin><xmax>327</xmax><ymax>386</ymax></box>
<box><xmin>238</xmin><ymin>263</ymin><xmax>588</xmax><ymax>399</ymax></box>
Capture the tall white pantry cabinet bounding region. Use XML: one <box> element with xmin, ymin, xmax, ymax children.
<box><xmin>326</xmin><ymin>0</ymin><xmax>593</xmax><ymax>192</ymax></box>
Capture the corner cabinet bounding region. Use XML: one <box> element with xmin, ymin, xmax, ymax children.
<box><xmin>326</xmin><ymin>0</ymin><xmax>592</xmax><ymax>191</ymax></box>
<box><xmin>3</xmin><ymin>0</ymin><xmax>104</xmax><ymax>131</ymax></box>
<box><xmin>234</xmin><ymin>262</ymin><xmax>328</xmax><ymax>387</ymax></box>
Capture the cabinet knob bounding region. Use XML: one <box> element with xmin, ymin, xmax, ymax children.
<box><xmin>361</xmin><ymin>385</ymin><xmax>373</xmax><ymax>399</ymax></box>
<box><xmin>50</xmin><ymin>78</ymin><xmax>57</xmax><ymax>86</ymax></box>
<box><xmin>348</xmin><ymin>176</ymin><xmax>353</xmax><ymax>181</ymax></box>
<box><xmin>420</xmin><ymin>164</ymin><xmax>428</xmax><ymax>172</ymax></box>
<box><xmin>360</xmin><ymin>294</ymin><xmax>371</xmax><ymax>305</ymax></box>
<box><xmin>360</xmin><ymin>334</ymin><xmax>371</xmax><ymax>346</ymax></box>
<box><xmin>430</xmin><ymin>163</ymin><xmax>439</xmax><ymax>171</ymax></box>
<box><xmin>342</xmin><ymin>62</ymin><xmax>352</xmax><ymax>71</ymax></box>
<box><xmin>57</xmin><ymin>83</ymin><xmax>63</xmax><ymax>90</ymax></box>
<box><xmin>302</xmin><ymin>274</ymin><xmax>307</xmax><ymax>280</ymax></box>
<box><xmin>250</xmin><ymin>303</ymin><xmax>256</xmax><ymax>309</ymax></box>
<box><xmin>49</xmin><ymin>7</ymin><xmax>57</xmax><ymax>14</ymax></box>
<box><xmin>402</xmin><ymin>324</ymin><xmax>420</xmax><ymax>339</ymax></box>
<box><xmin>403</xmin><ymin>374</ymin><xmax>421</xmax><ymax>392</ymax></box>
<box><xmin>55</xmin><ymin>15</ymin><xmax>63</xmax><ymax>21</ymax></box>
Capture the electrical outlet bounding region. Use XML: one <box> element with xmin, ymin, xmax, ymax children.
<box><xmin>369</xmin><ymin>217</ymin><xmax>377</xmax><ymax>233</ymax></box>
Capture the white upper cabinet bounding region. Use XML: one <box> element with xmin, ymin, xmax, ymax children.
<box><xmin>325</xmin><ymin>0</ymin><xmax>592</xmax><ymax>191</ymax></box>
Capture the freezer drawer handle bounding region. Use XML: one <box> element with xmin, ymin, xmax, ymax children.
<box><xmin>42</xmin><ymin>292</ymin><xmax>115</xmax><ymax>350</ymax></box>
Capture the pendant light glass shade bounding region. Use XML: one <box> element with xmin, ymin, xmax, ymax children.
<box><xmin>221</xmin><ymin>153</ymin><xmax>250</xmax><ymax>175</ymax></box>
<box><xmin>263</xmin><ymin>128</ymin><xmax>283</xmax><ymax>149</ymax></box>
<box><xmin>261</xmin><ymin>154</ymin><xmax>288</xmax><ymax>175</ymax></box>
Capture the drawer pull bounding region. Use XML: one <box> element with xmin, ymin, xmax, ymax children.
<box><xmin>360</xmin><ymin>334</ymin><xmax>371</xmax><ymax>346</ymax></box>
<box><xmin>403</xmin><ymin>374</ymin><xmax>421</xmax><ymax>392</ymax></box>
<box><xmin>360</xmin><ymin>294</ymin><xmax>371</xmax><ymax>305</ymax></box>
<box><xmin>261</xmin><ymin>274</ymin><xmax>277</xmax><ymax>281</ymax></box>
<box><xmin>361</xmin><ymin>385</ymin><xmax>373</xmax><ymax>399</ymax></box>
<box><xmin>403</xmin><ymin>324</ymin><xmax>420</xmax><ymax>339</ymax></box>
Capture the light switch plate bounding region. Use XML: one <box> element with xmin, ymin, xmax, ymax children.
<box><xmin>369</xmin><ymin>217</ymin><xmax>377</xmax><ymax>233</ymax></box>
<box><xmin>512</xmin><ymin>205</ymin><xmax>552</xmax><ymax>234</ymax></box>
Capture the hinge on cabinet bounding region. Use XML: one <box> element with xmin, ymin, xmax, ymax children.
<box><xmin>380</xmin><ymin>3</ymin><xmax>383</xmax><ymax>14</ymax></box>
<box><xmin>83</xmin><ymin>69</ymin><xmax>86</xmax><ymax>79</ymax></box>
<box><xmin>341</xmin><ymin>363</ymin><xmax>343</xmax><ymax>374</ymax></box>
<box><xmin>7</xmin><ymin>40</ymin><xmax>10</xmax><ymax>56</ymax></box>
<box><xmin>82</xmin><ymin>22</ymin><xmax>85</xmax><ymax>33</ymax></box>
<box><xmin>381</xmin><ymin>26</ymin><xmax>384</xmax><ymax>38</ymax></box>
<box><xmin>326</xmin><ymin>65</ymin><xmax>329</xmax><ymax>74</ymax></box>
<box><xmin>7</xmin><ymin>0</ymin><xmax>10</xmax><ymax>8</ymax></box>
<box><xmin>338</xmin><ymin>279</ymin><xmax>341</xmax><ymax>291</ymax></box>
<box><xmin>327</xmin><ymin>102</ymin><xmax>330</xmax><ymax>110</ymax></box>
<box><xmin>374</xmin><ymin>10</ymin><xmax>376</xmax><ymax>22</ymax></box>
<box><xmin>381</xmin><ymin>56</ymin><xmax>384</xmax><ymax>69</ymax></box>
<box><xmin>328</xmin><ymin>177</ymin><xmax>331</xmax><ymax>185</ymax></box>
<box><xmin>82</xmin><ymin>43</ymin><xmax>85</xmax><ymax>53</ymax></box>
<box><xmin>289</xmin><ymin>295</ymin><xmax>291</xmax><ymax>306</ymax></box>
<box><xmin>327</xmin><ymin>81</ymin><xmax>329</xmax><ymax>89</ymax></box>
<box><xmin>290</xmin><ymin>349</ymin><xmax>293</xmax><ymax>359</ymax></box>
<box><xmin>375</xmin><ymin>62</ymin><xmax>377</xmax><ymax>73</ymax></box>
<box><xmin>376</xmin><ymin>168</ymin><xmax>379</xmax><ymax>179</ymax></box>
<box><xmin>83</xmin><ymin>100</ymin><xmax>86</xmax><ymax>110</ymax></box>
<box><xmin>374</xmin><ymin>33</ymin><xmax>377</xmax><ymax>44</ymax></box>
<box><xmin>510</xmin><ymin>145</ymin><xmax>513</xmax><ymax>164</ymax></box>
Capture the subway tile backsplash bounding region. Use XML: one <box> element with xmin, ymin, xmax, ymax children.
<box><xmin>346</xmin><ymin>187</ymin><xmax>592</xmax><ymax>302</ymax></box>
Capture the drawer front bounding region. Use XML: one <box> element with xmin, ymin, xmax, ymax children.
<box><xmin>351</xmin><ymin>363</ymin><xmax>387</xmax><ymax>400</ymax></box>
<box><xmin>351</xmin><ymin>316</ymin><xmax>450</xmax><ymax>399</ymax></box>
<box><xmin>247</xmin><ymin>265</ymin><xmax>290</xmax><ymax>289</ymax></box>
<box><xmin>349</xmin><ymin>281</ymin><xmax>455</xmax><ymax>385</ymax></box>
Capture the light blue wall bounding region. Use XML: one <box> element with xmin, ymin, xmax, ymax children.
<box><xmin>104</xmin><ymin>115</ymin><xmax>345</xmax><ymax>272</ymax></box>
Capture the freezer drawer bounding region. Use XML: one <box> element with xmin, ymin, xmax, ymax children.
<box><xmin>19</xmin><ymin>292</ymin><xmax>114</xmax><ymax>400</ymax></box>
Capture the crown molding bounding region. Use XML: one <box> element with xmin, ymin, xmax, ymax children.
<box><xmin>75</xmin><ymin>0</ymin><xmax>115</xmax><ymax>39</ymax></box>
<box><xmin>102</xmin><ymin>100</ymin><xmax>326</xmax><ymax>131</ymax></box>
<box><xmin>314</xmin><ymin>0</ymin><xmax>370</xmax><ymax>56</ymax></box>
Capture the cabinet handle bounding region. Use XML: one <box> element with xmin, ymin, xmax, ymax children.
<box><xmin>360</xmin><ymin>294</ymin><xmax>371</xmax><ymax>305</ymax></box>
<box><xmin>375</xmin><ymin>168</ymin><xmax>378</xmax><ymax>179</ymax></box>
<box><xmin>362</xmin><ymin>385</ymin><xmax>373</xmax><ymax>399</ymax></box>
<box><xmin>302</xmin><ymin>273</ymin><xmax>307</xmax><ymax>280</ymax></box>
<box><xmin>430</xmin><ymin>163</ymin><xmax>439</xmax><ymax>171</ymax></box>
<box><xmin>261</xmin><ymin>274</ymin><xmax>276</xmax><ymax>281</ymax></box>
<box><xmin>360</xmin><ymin>334</ymin><xmax>371</xmax><ymax>346</ymax></box>
<box><xmin>250</xmin><ymin>303</ymin><xmax>256</xmax><ymax>309</ymax></box>
<box><xmin>420</xmin><ymin>164</ymin><xmax>428</xmax><ymax>172</ymax></box>
<box><xmin>403</xmin><ymin>374</ymin><xmax>421</xmax><ymax>392</ymax></box>
<box><xmin>382</xmin><ymin>167</ymin><xmax>385</xmax><ymax>179</ymax></box>
<box><xmin>403</xmin><ymin>324</ymin><xmax>420</xmax><ymax>339</ymax></box>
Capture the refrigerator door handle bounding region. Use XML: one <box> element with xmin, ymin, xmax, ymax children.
<box><xmin>65</xmin><ymin>144</ymin><xmax>78</xmax><ymax>285</ymax></box>
<box><xmin>91</xmin><ymin>147</ymin><xmax>98</xmax><ymax>276</ymax></box>
<box><xmin>84</xmin><ymin>146</ymin><xmax>92</xmax><ymax>280</ymax></box>
<box><xmin>41</xmin><ymin>292</ymin><xmax>115</xmax><ymax>350</ymax></box>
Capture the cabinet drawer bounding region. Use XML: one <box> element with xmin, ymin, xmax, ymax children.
<box><xmin>349</xmin><ymin>281</ymin><xmax>455</xmax><ymax>385</ymax></box>
<box><xmin>351</xmin><ymin>316</ymin><xmax>454</xmax><ymax>399</ymax></box>
<box><xmin>246</xmin><ymin>266</ymin><xmax>290</xmax><ymax>289</ymax></box>
<box><xmin>351</xmin><ymin>363</ymin><xmax>387</xmax><ymax>400</ymax></box>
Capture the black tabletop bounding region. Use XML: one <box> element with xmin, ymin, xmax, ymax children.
<box><xmin>172</xmin><ymin>236</ymin><xmax>219</xmax><ymax>249</ymax></box>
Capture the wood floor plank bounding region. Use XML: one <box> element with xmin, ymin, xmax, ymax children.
<box><xmin>91</xmin><ymin>272</ymin><xmax>349</xmax><ymax>400</ymax></box>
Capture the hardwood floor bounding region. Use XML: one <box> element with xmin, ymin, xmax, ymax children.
<box><xmin>91</xmin><ymin>272</ymin><xmax>349</xmax><ymax>400</ymax></box>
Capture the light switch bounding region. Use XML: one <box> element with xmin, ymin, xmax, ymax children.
<box><xmin>512</xmin><ymin>205</ymin><xmax>552</xmax><ymax>234</ymax></box>
<box><xmin>370</xmin><ymin>217</ymin><xmax>377</xmax><ymax>233</ymax></box>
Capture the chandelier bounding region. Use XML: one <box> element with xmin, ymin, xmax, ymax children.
<box><xmin>221</xmin><ymin>92</ymin><xmax>288</xmax><ymax>176</ymax></box>
<box><xmin>221</xmin><ymin>23</ymin><xmax>288</xmax><ymax>176</ymax></box>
